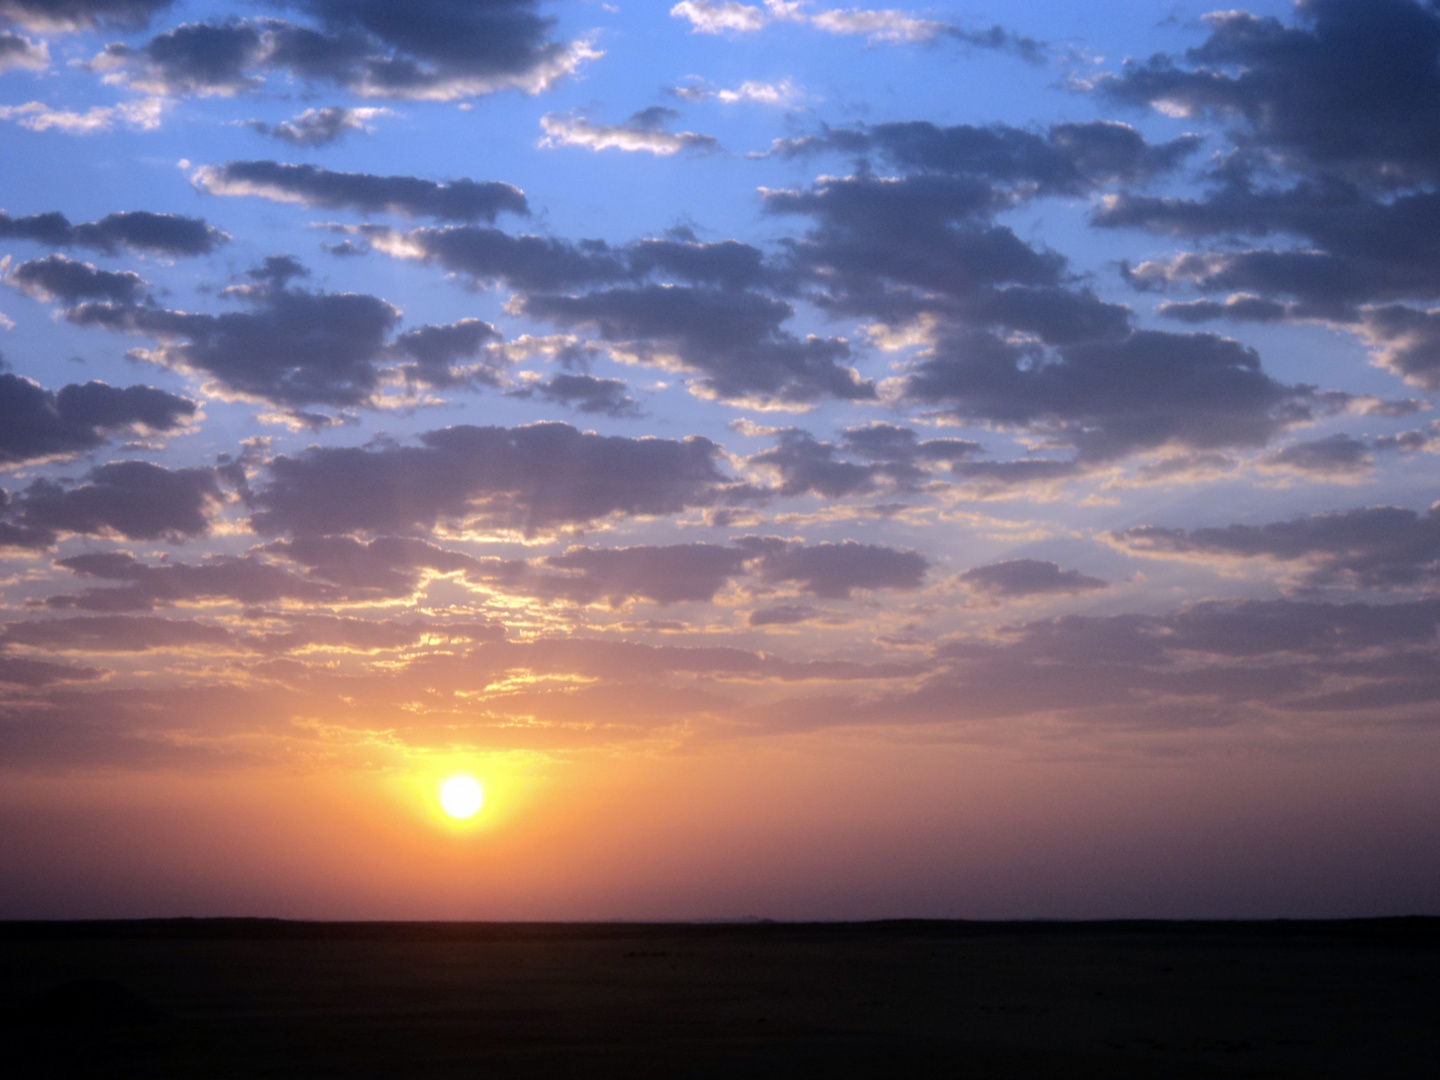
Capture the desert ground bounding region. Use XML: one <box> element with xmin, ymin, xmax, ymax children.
<box><xmin>2</xmin><ymin>919</ymin><xmax>1436</xmax><ymax>1077</ymax></box>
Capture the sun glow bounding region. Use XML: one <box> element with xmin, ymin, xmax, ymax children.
<box><xmin>439</xmin><ymin>775</ymin><xmax>484</xmax><ymax>819</ymax></box>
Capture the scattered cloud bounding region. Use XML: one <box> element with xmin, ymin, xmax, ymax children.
<box><xmin>0</xmin><ymin>97</ymin><xmax>164</xmax><ymax>133</ymax></box>
<box><xmin>0</xmin><ymin>209</ymin><xmax>227</xmax><ymax>256</ymax></box>
<box><xmin>193</xmin><ymin>161</ymin><xmax>529</xmax><ymax>222</ymax></box>
<box><xmin>244</xmin><ymin>106</ymin><xmax>391</xmax><ymax>148</ymax></box>
<box><xmin>540</xmin><ymin>107</ymin><xmax>717</xmax><ymax>156</ymax></box>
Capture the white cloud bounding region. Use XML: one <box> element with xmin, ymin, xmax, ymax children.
<box><xmin>670</xmin><ymin>1</ymin><xmax>768</xmax><ymax>33</ymax></box>
<box><xmin>810</xmin><ymin>8</ymin><xmax>949</xmax><ymax>43</ymax></box>
<box><xmin>672</xmin><ymin>1</ymin><xmax>952</xmax><ymax>43</ymax></box>
<box><xmin>0</xmin><ymin>32</ymin><xmax>48</xmax><ymax>73</ymax></box>
<box><xmin>0</xmin><ymin>96</ymin><xmax>165</xmax><ymax>133</ymax></box>
<box><xmin>673</xmin><ymin>77</ymin><xmax>802</xmax><ymax>106</ymax></box>
<box><xmin>540</xmin><ymin>109</ymin><xmax>717</xmax><ymax>156</ymax></box>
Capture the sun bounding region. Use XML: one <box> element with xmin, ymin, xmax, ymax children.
<box><xmin>439</xmin><ymin>775</ymin><xmax>484</xmax><ymax>819</ymax></box>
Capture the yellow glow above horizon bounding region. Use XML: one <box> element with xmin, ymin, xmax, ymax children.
<box><xmin>439</xmin><ymin>775</ymin><xmax>484</xmax><ymax>819</ymax></box>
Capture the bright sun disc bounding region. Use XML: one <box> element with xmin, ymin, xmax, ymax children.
<box><xmin>439</xmin><ymin>775</ymin><xmax>484</xmax><ymax>819</ymax></box>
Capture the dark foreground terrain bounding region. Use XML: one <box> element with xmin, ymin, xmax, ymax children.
<box><xmin>1</xmin><ymin>918</ymin><xmax>1436</xmax><ymax>1078</ymax></box>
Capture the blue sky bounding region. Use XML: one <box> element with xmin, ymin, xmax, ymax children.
<box><xmin>1</xmin><ymin>0</ymin><xmax>1438</xmax><ymax>919</ymax></box>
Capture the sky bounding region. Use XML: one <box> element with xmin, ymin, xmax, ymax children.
<box><xmin>1</xmin><ymin>0</ymin><xmax>1439</xmax><ymax>921</ymax></box>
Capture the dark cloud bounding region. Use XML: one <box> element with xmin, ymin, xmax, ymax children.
<box><xmin>47</xmin><ymin>550</ymin><xmax>329</xmax><ymax>612</ymax></box>
<box><xmin>262</xmin><ymin>534</ymin><xmax>483</xmax><ymax>598</ymax></box>
<box><xmin>763</xmin><ymin>171</ymin><xmax>1066</xmax><ymax>321</ymax></box>
<box><xmin>1</xmin><ymin>615</ymin><xmax>233</xmax><ymax>653</ymax></box>
<box><xmin>1098</xmin><ymin>0</ymin><xmax>1440</xmax><ymax>186</ymax></box>
<box><xmin>3</xmin><ymin>462</ymin><xmax>219</xmax><ymax>547</ymax></box>
<box><xmin>241</xmin><ymin>614</ymin><xmax>500</xmax><ymax>656</ymax></box>
<box><xmin>1157</xmin><ymin>295</ymin><xmax>1290</xmax><ymax>324</ymax></box>
<box><xmin>747</xmin><ymin>604</ymin><xmax>821</xmax><ymax>627</ymax></box>
<box><xmin>0</xmin><ymin>373</ymin><xmax>195</xmax><ymax>466</ymax></box>
<box><xmin>826</xmin><ymin>597</ymin><xmax>1440</xmax><ymax>731</ymax></box>
<box><xmin>737</xmin><ymin>536</ymin><xmax>927</xmax><ymax>599</ymax></box>
<box><xmin>959</xmin><ymin>558</ymin><xmax>1109</xmax><ymax>598</ymax></box>
<box><xmin>0</xmin><ymin>0</ymin><xmax>172</xmax><ymax>32</ymax></box>
<box><xmin>96</xmin><ymin>20</ymin><xmax>269</xmax><ymax>96</ymax></box>
<box><xmin>244</xmin><ymin>105</ymin><xmax>386</xmax><ymax>148</ymax></box>
<box><xmin>0</xmin><ymin>30</ymin><xmax>46</xmax><ymax>71</ymax></box>
<box><xmin>903</xmin><ymin>328</ymin><xmax>1312</xmax><ymax>463</ymax></box>
<box><xmin>518</xmin><ymin>285</ymin><xmax>872</xmax><ymax>405</ymax></box>
<box><xmin>67</xmin><ymin>262</ymin><xmax>402</xmax><ymax>411</ymax></box>
<box><xmin>250</xmin><ymin>422</ymin><xmax>736</xmax><ymax>538</ymax></box>
<box><xmin>97</xmin><ymin>0</ymin><xmax>591</xmax><ymax>101</ymax></box>
<box><xmin>389</xmin><ymin>318</ymin><xmax>504</xmax><ymax>388</ymax></box>
<box><xmin>362</xmin><ymin>224</ymin><xmax>629</xmax><ymax>291</ymax></box>
<box><xmin>193</xmin><ymin>161</ymin><xmax>529</xmax><ymax>222</ymax></box>
<box><xmin>1355</xmin><ymin>305</ymin><xmax>1440</xmax><ymax>389</ymax></box>
<box><xmin>0</xmin><ymin>209</ymin><xmax>227</xmax><ymax>257</ymax></box>
<box><xmin>537</xmin><ymin>543</ymin><xmax>747</xmax><ymax>606</ymax></box>
<box><xmin>5</xmin><ymin>254</ymin><xmax>148</xmax><ymax>306</ymax></box>
<box><xmin>762</xmin><ymin>171</ymin><xmax>1134</xmax><ymax>345</ymax></box>
<box><xmin>771</xmin><ymin>119</ymin><xmax>1198</xmax><ymax>193</ymax></box>
<box><xmin>1260</xmin><ymin>433</ymin><xmax>1372</xmax><ymax>477</ymax></box>
<box><xmin>1115</xmin><ymin>504</ymin><xmax>1440</xmax><ymax>591</ymax></box>
<box><xmin>0</xmin><ymin>655</ymin><xmax>101</xmax><ymax>686</ymax></box>
<box><xmin>742</xmin><ymin>425</ymin><xmax>981</xmax><ymax>500</ymax></box>
<box><xmin>509</xmin><ymin>373</ymin><xmax>640</xmax><ymax>417</ymax></box>
<box><xmin>1105</xmin><ymin>185</ymin><xmax>1440</xmax><ymax>317</ymax></box>
<box><xmin>1094</xmin><ymin>1</ymin><xmax>1440</xmax><ymax>386</ymax></box>
<box><xmin>749</xmin><ymin>429</ymin><xmax>894</xmax><ymax>498</ymax></box>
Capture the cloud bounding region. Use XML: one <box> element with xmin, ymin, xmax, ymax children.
<box><xmin>509</xmin><ymin>372</ymin><xmax>641</xmax><ymax>417</ymax></box>
<box><xmin>958</xmin><ymin>558</ymin><xmax>1109</xmax><ymax>599</ymax></box>
<box><xmin>904</xmin><ymin>328</ymin><xmax>1313</xmax><ymax>463</ymax></box>
<box><xmin>749</xmin><ymin>428</ymin><xmax>920</xmax><ymax>497</ymax></box>
<box><xmin>1258</xmin><ymin>434</ymin><xmax>1373</xmax><ymax>479</ymax></box>
<box><xmin>880</xmin><ymin>597</ymin><xmax>1440</xmax><ymax>727</ymax></box>
<box><xmin>671</xmin><ymin>1</ymin><xmax>1043</xmax><ymax>58</ymax></box>
<box><xmin>350</xmin><ymin>224</ymin><xmax>629</xmax><ymax>292</ymax></box>
<box><xmin>762</xmin><ymin>171</ymin><xmax>1133</xmax><ymax>338</ymax></box>
<box><xmin>389</xmin><ymin>318</ymin><xmax>505</xmax><ymax>389</ymax></box>
<box><xmin>673</xmin><ymin>78</ymin><xmax>799</xmax><ymax>106</ymax></box>
<box><xmin>0</xmin><ymin>96</ymin><xmax>164</xmax><ymax>133</ymax></box>
<box><xmin>737</xmin><ymin>535</ymin><xmax>927</xmax><ymax>597</ymax></box>
<box><xmin>358</xmin><ymin>224</ymin><xmax>776</xmax><ymax>295</ymax></box>
<box><xmin>670</xmin><ymin>1</ymin><xmax>769</xmax><ymax>34</ymax></box>
<box><xmin>244</xmin><ymin>106</ymin><xmax>389</xmax><ymax>148</ymax></box>
<box><xmin>540</xmin><ymin>108</ymin><xmax>717</xmax><ymax>156</ymax></box>
<box><xmin>65</xmin><ymin>258</ymin><xmax>409</xmax><ymax>412</ymax></box>
<box><xmin>0</xmin><ymin>209</ymin><xmax>227</xmax><ymax>257</ymax></box>
<box><xmin>517</xmin><ymin>285</ymin><xmax>872</xmax><ymax>406</ymax></box>
<box><xmin>1097</xmin><ymin>0</ymin><xmax>1440</xmax><ymax>186</ymax></box>
<box><xmin>1354</xmin><ymin>305</ymin><xmax>1440</xmax><ymax>389</ymax></box>
<box><xmin>3</xmin><ymin>254</ymin><xmax>149</xmax><ymax>305</ymax></box>
<box><xmin>747</xmin><ymin>603</ymin><xmax>820</xmax><ymax>626</ymax></box>
<box><xmin>1092</xmin><ymin>2</ymin><xmax>1440</xmax><ymax>390</ymax></box>
<box><xmin>1</xmin><ymin>615</ymin><xmax>234</xmax><ymax>653</ymax></box>
<box><xmin>536</xmin><ymin>543</ymin><xmax>748</xmax><ymax>605</ymax></box>
<box><xmin>193</xmin><ymin>161</ymin><xmax>528</xmax><ymax>222</ymax></box>
<box><xmin>1113</xmin><ymin>504</ymin><xmax>1440</xmax><ymax>591</ymax></box>
<box><xmin>91</xmin><ymin>1</ymin><xmax>597</xmax><ymax>102</ymax></box>
<box><xmin>2</xmin><ymin>461</ymin><xmax>220</xmax><ymax>549</ymax></box>
<box><xmin>0</xmin><ymin>31</ymin><xmax>46</xmax><ymax>72</ymax></box>
<box><xmin>0</xmin><ymin>373</ymin><xmax>196</xmax><ymax>467</ymax></box>
<box><xmin>0</xmin><ymin>655</ymin><xmax>100</xmax><ymax>686</ymax></box>
<box><xmin>250</xmin><ymin>422</ymin><xmax>737</xmax><ymax>538</ymax></box>
<box><xmin>0</xmin><ymin>0</ymin><xmax>172</xmax><ymax>33</ymax></box>
<box><xmin>46</xmin><ymin>550</ymin><xmax>330</xmax><ymax>611</ymax></box>
<box><xmin>770</xmin><ymin>119</ymin><xmax>1198</xmax><ymax>194</ymax></box>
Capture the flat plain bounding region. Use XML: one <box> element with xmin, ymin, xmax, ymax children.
<box><xmin>1</xmin><ymin>919</ymin><xmax>1436</xmax><ymax>1077</ymax></box>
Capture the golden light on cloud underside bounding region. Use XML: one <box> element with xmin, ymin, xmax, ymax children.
<box><xmin>440</xmin><ymin>775</ymin><xmax>484</xmax><ymax>819</ymax></box>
